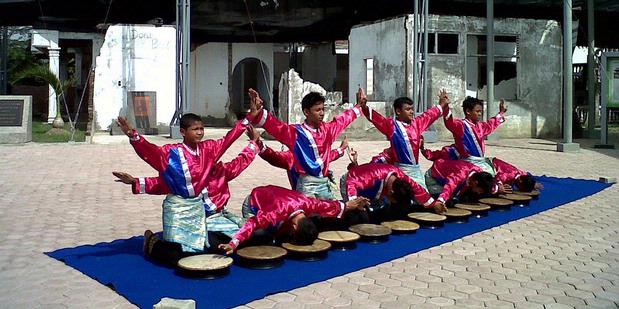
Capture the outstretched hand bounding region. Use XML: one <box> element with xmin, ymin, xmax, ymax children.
<box><xmin>499</xmin><ymin>184</ymin><xmax>513</xmax><ymax>194</ymax></box>
<box><xmin>356</xmin><ymin>88</ymin><xmax>368</xmax><ymax>108</ymax></box>
<box><xmin>218</xmin><ymin>244</ymin><xmax>234</xmax><ymax>256</ymax></box>
<box><xmin>339</xmin><ymin>135</ymin><xmax>349</xmax><ymax>150</ymax></box>
<box><xmin>499</xmin><ymin>99</ymin><xmax>508</xmax><ymax>114</ymax></box>
<box><xmin>433</xmin><ymin>201</ymin><xmax>447</xmax><ymax>214</ymax></box>
<box><xmin>246</xmin><ymin>125</ymin><xmax>260</xmax><ymax>143</ymax></box>
<box><xmin>112</xmin><ymin>171</ymin><xmax>136</xmax><ymax>184</ymax></box>
<box><xmin>346</xmin><ymin>197</ymin><xmax>370</xmax><ymax>211</ymax></box>
<box><xmin>438</xmin><ymin>89</ymin><xmax>450</xmax><ymax>108</ymax></box>
<box><xmin>116</xmin><ymin>116</ymin><xmax>134</xmax><ymax>137</ymax></box>
<box><xmin>248</xmin><ymin>88</ymin><xmax>264</xmax><ymax>117</ymax></box>
<box><xmin>347</xmin><ymin>147</ymin><xmax>358</xmax><ymax>165</ymax></box>
<box><xmin>534</xmin><ymin>182</ymin><xmax>544</xmax><ymax>190</ymax></box>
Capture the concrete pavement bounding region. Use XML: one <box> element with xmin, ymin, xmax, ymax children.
<box><xmin>0</xmin><ymin>134</ymin><xmax>617</xmax><ymax>308</ymax></box>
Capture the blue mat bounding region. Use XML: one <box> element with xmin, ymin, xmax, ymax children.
<box><xmin>46</xmin><ymin>176</ymin><xmax>610</xmax><ymax>309</ymax></box>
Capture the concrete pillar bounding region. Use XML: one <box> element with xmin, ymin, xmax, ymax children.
<box><xmin>413</xmin><ymin>0</ymin><xmax>418</xmax><ymax>107</ymax></box>
<box><xmin>486</xmin><ymin>0</ymin><xmax>495</xmax><ymax>120</ymax></box>
<box><xmin>48</xmin><ymin>48</ymin><xmax>61</xmax><ymax>123</ymax></box>
<box><xmin>586</xmin><ymin>0</ymin><xmax>596</xmax><ymax>136</ymax></box>
<box><xmin>557</xmin><ymin>0</ymin><xmax>580</xmax><ymax>152</ymax></box>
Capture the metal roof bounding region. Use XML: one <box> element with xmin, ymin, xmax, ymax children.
<box><xmin>0</xmin><ymin>0</ymin><xmax>617</xmax><ymax>47</ymax></box>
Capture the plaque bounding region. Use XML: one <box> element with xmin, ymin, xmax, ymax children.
<box><xmin>0</xmin><ymin>100</ymin><xmax>24</xmax><ymax>127</ymax></box>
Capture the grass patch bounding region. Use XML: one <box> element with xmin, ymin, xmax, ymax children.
<box><xmin>32</xmin><ymin>122</ymin><xmax>86</xmax><ymax>143</ymax></box>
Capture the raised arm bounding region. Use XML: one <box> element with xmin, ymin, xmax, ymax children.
<box><xmin>202</xmin><ymin>119</ymin><xmax>250</xmax><ymax>163</ymax></box>
<box><xmin>259</xmin><ymin>146</ymin><xmax>294</xmax><ymax>170</ymax></box>
<box><xmin>326</xmin><ymin>105</ymin><xmax>362</xmax><ymax>139</ymax></box>
<box><xmin>117</xmin><ymin>116</ymin><xmax>166</xmax><ymax>171</ymax></box>
<box><xmin>246</xmin><ymin>88</ymin><xmax>296</xmax><ymax>147</ymax></box>
<box><xmin>415</xmin><ymin>89</ymin><xmax>451</xmax><ymax>132</ymax></box>
<box><xmin>223</xmin><ymin>141</ymin><xmax>259</xmax><ymax>181</ymax></box>
<box><xmin>479</xmin><ymin>100</ymin><xmax>507</xmax><ymax>137</ymax></box>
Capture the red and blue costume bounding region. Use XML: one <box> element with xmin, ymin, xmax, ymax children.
<box><xmin>128</xmin><ymin>119</ymin><xmax>250</xmax><ymax>202</ymax></box>
<box><xmin>428</xmin><ymin>159</ymin><xmax>497</xmax><ymax>203</ymax></box>
<box><xmin>228</xmin><ymin>185</ymin><xmax>346</xmax><ymax>249</ymax></box>
<box><xmin>443</xmin><ymin>110</ymin><xmax>505</xmax><ymax>159</ymax></box>
<box><xmin>258</xmin><ymin>144</ymin><xmax>345</xmax><ymax>189</ymax></box>
<box><xmin>344</xmin><ymin>163</ymin><xmax>435</xmax><ymax>208</ymax></box>
<box><xmin>362</xmin><ymin>105</ymin><xmax>445</xmax><ymax>166</ymax></box>
<box><xmin>132</xmin><ymin>141</ymin><xmax>259</xmax><ymax>213</ymax></box>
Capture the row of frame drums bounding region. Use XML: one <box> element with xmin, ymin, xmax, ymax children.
<box><xmin>176</xmin><ymin>190</ymin><xmax>540</xmax><ymax>278</ymax></box>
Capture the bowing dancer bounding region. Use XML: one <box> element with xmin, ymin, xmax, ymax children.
<box><xmin>219</xmin><ymin>185</ymin><xmax>370</xmax><ymax>255</ymax></box>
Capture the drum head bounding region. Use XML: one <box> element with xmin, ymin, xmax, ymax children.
<box><xmin>444</xmin><ymin>208</ymin><xmax>472</xmax><ymax>217</ymax></box>
<box><xmin>237</xmin><ymin>246</ymin><xmax>287</xmax><ymax>260</ymax></box>
<box><xmin>381</xmin><ymin>220</ymin><xmax>420</xmax><ymax>232</ymax></box>
<box><xmin>349</xmin><ymin>224</ymin><xmax>392</xmax><ymax>237</ymax></box>
<box><xmin>479</xmin><ymin>197</ymin><xmax>513</xmax><ymax>207</ymax></box>
<box><xmin>455</xmin><ymin>203</ymin><xmax>491</xmax><ymax>212</ymax></box>
<box><xmin>499</xmin><ymin>193</ymin><xmax>533</xmax><ymax>202</ymax></box>
<box><xmin>407</xmin><ymin>212</ymin><xmax>447</xmax><ymax>222</ymax></box>
<box><xmin>177</xmin><ymin>254</ymin><xmax>233</xmax><ymax>271</ymax></box>
<box><xmin>282</xmin><ymin>239</ymin><xmax>331</xmax><ymax>253</ymax></box>
<box><xmin>318</xmin><ymin>231</ymin><xmax>360</xmax><ymax>243</ymax></box>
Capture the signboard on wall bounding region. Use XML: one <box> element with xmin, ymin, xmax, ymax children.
<box><xmin>127</xmin><ymin>91</ymin><xmax>158</xmax><ymax>135</ymax></box>
<box><xmin>608</xmin><ymin>57</ymin><xmax>619</xmax><ymax>108</ymax></box>
<box><xmin>598</xmin><ymin>52</ymin><xmax>619</xmax><ymax>147</ymax></box>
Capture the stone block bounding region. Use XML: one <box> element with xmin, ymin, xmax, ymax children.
<box><xmin>153</xmin><ymin>297</ymin><xmax>196</xmax><ymax>309</ymax></box>
<box><xmin>0</xmin><ymin>96</ymin><xmax>32</xmax><ymax>144</ymax></box>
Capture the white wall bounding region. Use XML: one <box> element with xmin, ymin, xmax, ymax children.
<box><xmin>191</xmin><ymin>42</ymin><xmax>273</xmax><ymax>119</ymax></box>
<box><xmin>349</xmin><ymin>16</ymin><xmax>408</xmax><ymax>105</ymax></box>
<box><xmin>93</xmin><ymin>25</ymin><xmax>176</xmax><ymax>130</ymax></box>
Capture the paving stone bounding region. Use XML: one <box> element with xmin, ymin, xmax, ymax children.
<box><xmin>455</xmin><ymin>285</ymin><xmax>482</xmax><ymax>295</ymax></box>
<box><xmin>584</xmin><ymin>298</ymin><xmax>618</xmax><ymax>308</ymax></box>
<box><xmin>483</xmin><ymin>300</ymin><xmax>515</xmax><ymax>308</ymax></box>
<box><xmin>554</xmin><ymin>295</ymin><xmax>586</xmax><ymax>307</ymax></box>
<box><xmin>526</xmin><ymin>294</ymin><xmax>556</xmax><ymax>305</ymax></box>
<box><xmin>396</xmin><ymin>293</ymin><xmax>426</xmax><ymax>304</ymax></box>
<box><xmin>427</xmin><ymin>297</ymin><xmax>455</xmax><ymax>306</ymax></box>
<box><xmin>469</xmin><ymin>292</ymin><xmax>498</xmax><ymax>302</ymax></box>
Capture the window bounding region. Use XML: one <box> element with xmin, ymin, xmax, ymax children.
<box><xmin>365</xmin><ymin>58</ymin><xmax>374</xmax><ymax>96</ymax></box>
<box><xmin>466</xmin><ymin>34</ymin><xmax>518</xmax><ymax>100</ymax></box>
<box><xmin>427</xmin><ymin>33</ymin><xmax>459</xmax><ymax>54</ymax></box>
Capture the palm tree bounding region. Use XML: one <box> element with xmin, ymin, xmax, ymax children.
<box><xmin>12</xmin><ymin>65</ymin><xmax>76</xmax><ymax>129</ymax></box>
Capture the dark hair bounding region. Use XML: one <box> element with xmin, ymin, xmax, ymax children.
<box><xmin>293</xmin><ymin>217</ymin><xmax>318</xmax><ymax>245</ymax></box>
<box><xmin>458</xmin><ymin>190</ymin><xmax>483</xmax><ymax>204</ymax></box>
<box><xmin>343</xmin><ymin>208</ymin><xmax>370</xmax><ymax>227</ymax></box>
<box><xmin>462</xmin><ymin>96</ymin><xmax>484</xmax><ymax>114</ymax></box>
<box><xmin>301</xmin><ymin>92</ymin><xmax>326</xmax><ymax>111</ymax></box>
<box><xmin>393</xmin><ymin>97</ymin><xmax>414</xmax><ymax>111</ymax></box>
<box><xmin>518</xmin><ymin>174</ymin><xmax>536</xmax><ymax>192</ymax></box>
<box><xmin>470</xmin><ymin>171</ymin><xmax>494</xmax><ymax>196</ymax></box>
<box><xmin>391</xmin><ymin>178</ymin><xmax>413</xmax><ymax>212</ymax></box>
<box><xmin>180</xmin><ymin>113</ymin><xmax>203</xmax><ymax>129</ymax></box>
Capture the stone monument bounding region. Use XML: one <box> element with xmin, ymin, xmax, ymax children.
<box><xmin>0</xmin><ymin>95</ymin><xmax>32</xmax><ymax>143</ymax></box>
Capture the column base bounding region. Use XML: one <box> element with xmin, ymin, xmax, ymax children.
<box><xmin>556</xmin><ymin>142</ymin><xmax>580</xmax><ymax>152</ymax></box>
